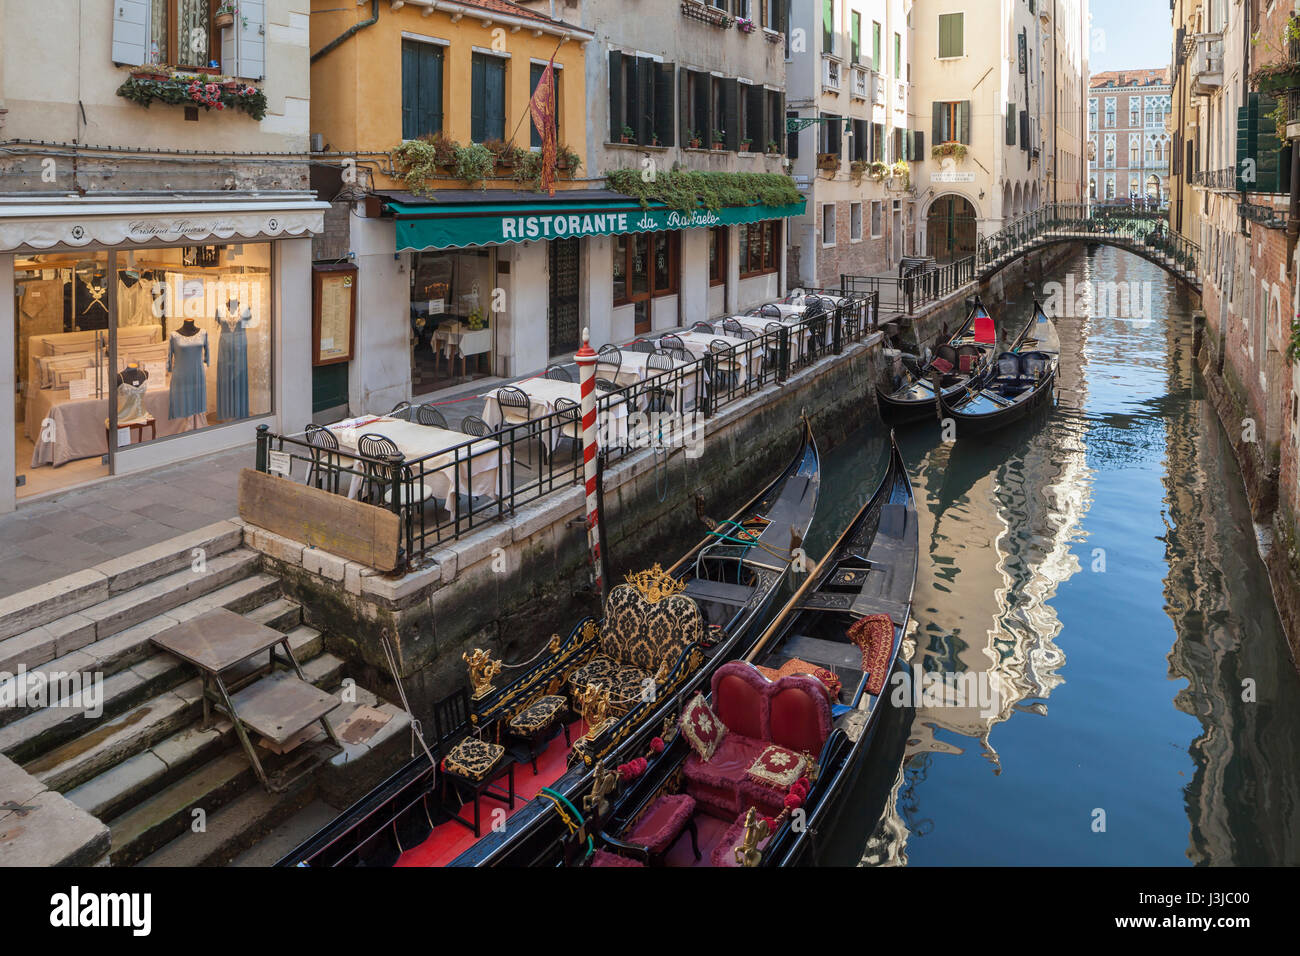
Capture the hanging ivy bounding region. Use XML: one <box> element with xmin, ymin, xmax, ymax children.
<box><xmin>605</xmin><ymin>168</ymin><xmax>801</xmax><ymax>214</ymax></box>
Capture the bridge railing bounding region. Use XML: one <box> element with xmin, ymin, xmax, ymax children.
<box><xmin>975</xmin><ymin>202</ymin><xmax>1200</xmax><ymax>282</ymax></box>
<box><xmin>841</xmin><ymin>255</ymin><xmax>976</xmax><ymax>316</ymax></box>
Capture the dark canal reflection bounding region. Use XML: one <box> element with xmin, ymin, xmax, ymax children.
<box><xmin>805</xmin><ymin>244</ymin><xmax>1300</xmax><ymax>866</ymax></box>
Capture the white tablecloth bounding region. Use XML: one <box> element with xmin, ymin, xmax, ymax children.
<box><xmin>673</xmin><ymin>332</ymin><xmax>763</xmax><ymax>385</ymax></box>
<box><xmin>482</xmin><ymin>379</ymin><xmax>629</xmax><ymax>449</ymax></box>
<box><xmin>328</xmin><ymin>417</ymin><xmax>512</xmax><ymax>512</ymax></box>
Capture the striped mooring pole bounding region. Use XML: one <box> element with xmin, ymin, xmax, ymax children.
<box><xmin>574</xmin><ymin>328</ymin><xmax>604</xmax><ymax>601</ymax></box>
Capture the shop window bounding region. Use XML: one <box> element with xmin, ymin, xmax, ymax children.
<box><xmin>409</xmin><ymin>249</ymin><xmax>496</xmax><ymax>389</ymax></box>
<box><xmin>530</xmin><ymin>62</ymin><xmax>560</xmax><ymax>148</ymax></box>
<box><xmin>471</xmin><ymin>52</ymin><xmax>507</xmax><ymax>143</ymax></box>
<box><xmin>614</xmin><ymin>232</ymin><xmax>679</xmax><ymax>305</ymax></box>
<box><xmin>14</xmin><ymin>244</ymin><xmax>272</xmax><ymax>497</ymax></box>
<box><xmin>739</xmin><ymin>221</ymin><xmax>780</xmax><ymax>277</ymax></box>
<box><xmin>402</xmin><ymin>40</ymin><xmax>445</xmax><ymax>141</ymax></box>
<box><xmin>708</xmin><ymin>227</ymin><xmax>727</xmax><ymax>286</ymax></box>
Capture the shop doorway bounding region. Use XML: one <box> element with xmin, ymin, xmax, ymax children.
<box><xmin>548</xmin><ymin>238</ymin><xmax>581</xmax><ymax>357</ymax></box>
<box><xmin>410</xmin><ymin>248</ymin><xmax>495</xmax><ymax>393</ymax></box>
<box><xmin>925</xmin><ymin>194</ymin><xmax>977</xmax><ymax>262</ymax></box>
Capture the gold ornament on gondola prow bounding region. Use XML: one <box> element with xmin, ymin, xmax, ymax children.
<box><xmin>735</xmin><ymin>807</ymin><xmax>774</xmax><ymax>867</ymax></box>
<box><xmin>576</xmin><ymin>682</ymin><xmax>613</xmax><ymax>740</ymax></box>
<box><xmin>623</xmin><ymin>564</ymin><xmax>686</xmax><ymax>605</ymax></box>
<box><xmin>583</xmin><ymin>760</ymin><xmax>619</xmax><ymax>821</ymax></box>
<box><xmin>463</xmin><ymin>648</ymin><xmax>503</xmax><ymax>700</ymax></box>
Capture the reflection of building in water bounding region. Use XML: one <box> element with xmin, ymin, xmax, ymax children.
<box><xmin>1158</xmin><ymin>299</ymin><xmax>1300</xmax><ymax>865</ymax></box>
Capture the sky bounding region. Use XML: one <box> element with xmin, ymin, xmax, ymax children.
<box><xmin>1088</xmin><ymin>0</ymin><xmax>1172</xmax><ymax>73</ymax></box>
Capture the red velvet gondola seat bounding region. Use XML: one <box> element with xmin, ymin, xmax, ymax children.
<box><xmin>591</xmin><ymin>849</ymin><xmax>644</xmax><ymax>867</ymax></box>
<box><xmin>681</xmin><ymin>661</ymin><xmax>832</xmax><ymax>818</ymax></box>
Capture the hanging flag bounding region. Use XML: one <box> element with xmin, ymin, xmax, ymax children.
<box><xmin>529</xmin><ymin>56</ymin><xmax>559</xmax><ymax>196</ymax></box>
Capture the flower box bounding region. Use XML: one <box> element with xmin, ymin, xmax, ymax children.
<box><xmin>215</xmin><ymin>12</ymin><xmax>235</xmax><ymax>28</ymax></box>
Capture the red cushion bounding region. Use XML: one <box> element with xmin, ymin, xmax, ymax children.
<box><xmin>679</xmin><ymin>693</ymin><xmax>726</xmax><ymax>761</ymax></box>
<box><xmin>627</xmin><ymin>793</ymin><xmax>696</xmax><ymax>855</ymax></box>
<box><xmin>959</xmin><ymin>354</ymin><xmax>974</xmax><ymax>373</ymax></box>
<box><xmin>930</xmin><ymin>357</ymin><xmax>954</xmax><ymax>374</ymax></box>
<box><xmin>714</xmin><ymin>671</ymin><xmax>764</xmax><ymax>740</ymax></box>
<box><xmin>737</xmin><ymin>778</ymin><xmax>791</xmax><ymax>818</ymax></box>
<box><xmin>709</xmin><ymin>811</ymin><xmax>774</xmax><ymax>867</ymax></box>
<box><xmin>770</xmin><ymin>684</ymin><xmax>830</xmax><ymax>755</ymax></box>
<box><xmin>972</xmin><ymin>313</ymin><xmax>995</xmax><ymax>344</ymax></box>
<box><xmin>683</xmin><ymin>733</ymin><xmax>767</xmax><ymax>814</ymax></box>
<box><xmin>591</xmin><ymin>849</ymin><xmax>644</xmax><ymax>867</ymax></box>
<box><xmin>847</xmin><ymin>614</ymin><xmax>894</xmax><ymax>696</ymax></box>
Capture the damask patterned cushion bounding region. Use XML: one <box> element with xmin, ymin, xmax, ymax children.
<box><xmin>745</xmin><ymin>745</ymin><xmax>807</xmax><ymax>789</ymax></box>
<box><xmin>847</xmin><ymin>614</ymin><xmax>894</xmax><ymax>696</ymax></box>
<box><xmin>507</xmin><ymin>695</ymin><xmax>566</xmax><ymax>734</ymax></box>
<box><xmin>600</xmin><ymin>584</ymin><xmax>702</xmax><ymax>674</ymax></box>
<box><xmin>442</xmin><ymin>737</ymin><xmax>505</xmax><ymax>782</ymax></box>
<box><xmin>569</xmin><ymin>654</ymin><xmax>618</xmax><ymax>691</ymax></box>
<box><xmin>680</xmin><ymin>693</ymin><xmax>727</xmax><ymax>762</ymax></box>
<box><xmin>755</xmin><ymin>658</ymin><xmax>842</xmax><ymax>701</ymax></box>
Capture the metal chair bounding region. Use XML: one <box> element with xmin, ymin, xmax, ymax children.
<box><xmin>626</xmin><ymin>339</ymin><xmax>655</xmax><ymax>354</ymax></box>
<box><xmin>551</xmin><ymin>396</ymin><xmax>583</xmax><ymax>461</ymax></box>
<box><xmin>647</xmin><ymin>351</ymin><xmax>676</xmax><ymax>373</ymax></box>
<box><xmin>388</xmin><ymin>401</ymin><xmax>413</xmax><ymax>421</ymax></box>
<box><xmin>710</xmin><ymin>339</ymin><xmax>742</xmax><ymax>392</ymax></box>
<box><xmin>596</xmin><ymin>344</ymin><xmax>622</xmax><ymax>383</ymax></box>
<box><xmin>595</xmin><ymin>378</ymin><xmax>618</xmax><ymax>393</ymax></box>
<box><xmin>722</xmin><ymin>318</ymin><xmax>743</xmax><ymax>336</ymax></box>
<box><xmin>738</xmin><ymin>328</ymin><xmax>757</xmax><ymax>340</ymax></box>
<box><xmin>304</xmin><ymin>424</ymin><xmax>342</xmax><ymax>494</ymax></box>
<box><xmin>495</xmin><ymin>386</ymin><xmax>542</xmax><ymax>467</ymax></box>
<box><xmin>415</xmin><ymin>403</ymin><xmax>448</xmax><ymax>428</ymax></box>
<box><xmin>357</xmin><ymin>433</ymin><xmax>438</xmax><ymax>510</ymax></box>
<box><xmin>691</xmin><ymin>320</ymin><xmax>716</xmax><ymax>333</ymax></box>
<box><xmin>460</xmin><ymin>415</ymin><xmax>492</xmax><ymax>438</ymax></box>
<box><xmin>763</xmin><ymin>321</ymin><xmax>784</xmax><ymax>371</ymax></box>
<box><xmin>545</xmin><ymin>364</ymin><xmax>573</xmax><ymax>383</ymax></box>
<box><xmin>658</xmin><ymin>333</ymin><xmax>685</xmax><ymax>354</ymax></box>
<box><xmin>760</xmin><ymin>303</ymin><xmax>783</xmax><ymax>318</ymax></box>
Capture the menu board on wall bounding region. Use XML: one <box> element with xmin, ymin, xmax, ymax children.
<box><xmin>312</xmin><ymin>264</ymin><xmax>358</xmax><ymax>366</ymax></box>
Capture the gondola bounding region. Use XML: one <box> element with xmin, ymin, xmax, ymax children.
<box><xmin>877</xmin><ymin>295</ymin><xmax>1030</xmax><ymax>425</ymax></box>
<box><xmin>937</xmin><ymin>300</ymin><xmax>1060</xmax><ymax>436</ymax></box>
<box><xmin>573</xmin><ymin>432</ymin><xmax>917</xmax><ymax>868</ymax></box>
<box><xmin>278</xmin><ymin>419</ymin><xmax>821</xmax><ymax>868</ymax></box>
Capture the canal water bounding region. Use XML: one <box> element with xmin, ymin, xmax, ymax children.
<box><xmin>807</xmin><ymin>244</ymin><xmax>1300</xmax><ymax>866</ymax></box>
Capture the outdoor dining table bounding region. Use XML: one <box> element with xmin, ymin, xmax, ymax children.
<box><xmin>481</xmin><ymin>378</ymin><xmax>630</xmax><ymax>449</ymax></box>
<box><xmin>673</xmin><ymin>331</ymin><xmax>764</xmax><ymax>385</ymax></box>
<box><xmin>327</xmin><ymin>416</ymin><xmax>513</xmax><ymax>515</ymax></box>
<box><xmin>607</xmin><ymin>350</ymin><xmax>705</xmax><ymax>412</ymax></box>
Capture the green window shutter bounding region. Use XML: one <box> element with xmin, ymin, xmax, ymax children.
<box><xmin>822</xmin><ymin>0</ymin><xmax>833</xmax><ymax>51</ymax></box>
<box><xmin>655</xmin><ymin>62</ymin><xmax>676</xmax><ymax>147</ymax></box>
<box><xmin>471</xmin><ymin>54</ymin><xmax>486</xmax><ymax>142</ymax></box>
<box><xmin>748</xmin><ymin>83</ymin><xmax>766</xmax><ymax>148</ymax></box>
<box><xmin>1255</xmin><ymin>93</ymin><xmax>1283</xmax><ymax>193</ymax></box>
<box><xmin>695</xmin><ymin>72</ymin><xmax>711</xmax><ymax>143</ymax></box>
<box><xmin>679</xmin><ymin>68</ymin><xmax>690</xmax><ymax>145</ymax></box>
<box><xmin>932</xmin><ymin>101</ymin><xmax>943</xmax><ymax>143</ymax></box>
<box><xmin>959</xmin><ymin>100</ymin><xmax>971</xmax><ymax>144</ymax></box>
<box><xmin>873</xmin><ymin>22</ymin><xmax>881</xmax><ymax>71</ymax></box>
<box><xmin>851</xmin><ymin>13</ymin><xmax>860</xmax><ymax>62</ymax></box>
<box><xmin>637</xmin><ymin>56</ymin><xmax>656</xmax><ymax>145</ymax></box>
<box><xmin>1236</xmin><ymin>101</ymin><xmax>1253</xmax><ymax>191</ymax></box>
<box><xmin>486</xmin><ymin>57</ymin><xmax>506</xmax><ymax>141</ymax></box>
<box><xmin>723</xmin><ymin>78</ymin><xmax>740</xmax><ymax>150</ymax></box>
<box><xmin>403</xmin><ymin>42</ymin><xmax>443</xmax><ymax>140</ymax></box>
<box><xmin>1006</xmin><ymin>103</ymin><xmax>1016</xmax><ymax>145</ymax></box>
<box><xmin>914</xmin><ymin>131</ymin><xmax>924</xmax><ymax>159</ymax></box>
<box><xmin>609</xmin><ymin>51</ymin><xmax>624</xmax><ymax>142</ymax></box>
<box><xmin>894</xmin><ymin>33</ymin><xmax>900</xmax><ymax>77</ymax></box>
<box><xmin>1019</xmin><ymin>110</ymin><xmax>1029</xmax><ymax>150</ymax></box>
<box><xmin>402</xmin><ymin>41</ymin><xmax>419</xmax><ymax>140</ymax></box>
<box><xmin>939</xmin><ymin>13</ymin><xmax>963</xmax><ymax>58</ymax></box>
<box><xmin>954</xmin><ymin>14</ymin><xmax>964</xmax><ymax>56</ymax></box>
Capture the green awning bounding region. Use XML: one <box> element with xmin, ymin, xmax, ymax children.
<box><xmin>389</xmin><ymin>197</ymin><xmax>806</xmax><ymax>251</ymax></box>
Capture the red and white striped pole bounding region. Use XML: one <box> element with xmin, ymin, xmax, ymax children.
<box><xmin>575</xmin><ymin>328</ymin><xmax>603</xmax><ymax>601</ymax></box>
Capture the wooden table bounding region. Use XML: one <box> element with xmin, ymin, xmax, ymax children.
<box><xmin>151</xmin><ymin>607</ymin><xmax>341</xmax><ymax>793</ymax></box>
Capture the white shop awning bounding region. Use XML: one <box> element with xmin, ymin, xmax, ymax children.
<box><xmin>0</xmin><ymin>194</ymin><xmax>328</xmax><ymax>253</ymax></box>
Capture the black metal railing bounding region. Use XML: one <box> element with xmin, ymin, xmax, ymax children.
<box><xmin>1192</xmin><ymin>167</ymin><xmax>1235</xmax><ymax>190</ymax></box>
<box><xmin>255</xmin><ymin>289</ymin><xmax>879</xmax><ymax>566</ymax></box>
<box><xmin>840</xmin><ymin>255</ymin><xmax>975</xmax><ymax>315</ymax></box>
<box><xmin>967</xmin><ymin>201</ymin><xmax>1201</xmax><ymax>282</ymax></box>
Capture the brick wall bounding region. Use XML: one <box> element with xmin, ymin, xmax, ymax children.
<box><xmin>313</xmin><ymin>201</ymin><xmax>353</xmax><ymax>263</ymax></box>
<box><xmin>813</xmin><ymin>198</ymin><xmax>892</xmax><ymax>284</ymax></box>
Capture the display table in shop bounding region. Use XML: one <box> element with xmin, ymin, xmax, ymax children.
<box><xmin>25</xmin><ymin>383</ymin><xmax>202</xmax><ymax>467</ymax></box>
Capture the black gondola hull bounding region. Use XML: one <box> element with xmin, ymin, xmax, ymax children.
<box><xmin>939</xmin><ymin>367</ymin><xmax>1057</xmax><ymax>436</ymax></box>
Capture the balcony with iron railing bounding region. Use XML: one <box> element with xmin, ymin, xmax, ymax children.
<box><xmin>1191</xmin><ymin>33</ymin><xmax>1224</xmax><ymax>95</ymax></box>
<box><xmin>1192</xmin><ymin>167</ymin><xmax>1234</xmax><ymax>190</ymax></box>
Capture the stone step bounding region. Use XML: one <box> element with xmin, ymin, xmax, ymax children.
<box><xmin>0</xmin><ymin>596</ymin><xmax>308</xmax><ymax>754</ymax></box>
<box><xmin>0</xmin><ymin>520</ymin><xmax>245</xmax><ymax>642</ymax></box>
<box><xmin>0</xmin><ymin>549</ymin><xmax>263</xmax><ymax>674</ymax></box>
<box><xmin>228</xmin><ymin>799</ymin><xmax>346</xmax><ymax>867</ymax></box>
<box><xmin>107</xmin><ymin>656</ymin><xmax>347</xmax><ymax>867</ymax></box>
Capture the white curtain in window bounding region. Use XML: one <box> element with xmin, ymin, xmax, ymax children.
<box><xmin>149</xmin><ymin>1</ymin><xmax>168</xmax><ymax>64</ymax></box>
<box><xmin>178</xmin><ymin>0</ymin><xmax>210</xmax><ymax>66</ymax></box>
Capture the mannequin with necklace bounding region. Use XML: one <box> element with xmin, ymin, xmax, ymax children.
<box><xmin>167</xmin><ymin>316</ymin><xmax>209</xmax><ymax>422</ymax></box>
<box><xmin>215</xmin><ymin>298</ymin><xmax>251</xmax><ymax>421</ymax></box>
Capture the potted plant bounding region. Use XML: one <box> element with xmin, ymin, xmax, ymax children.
<box><xmin>130</xmin><ymin>66</ymin><xmax>170</xmax><ymax>82</ymax></box>
<box><xmin>736</xmin><ymin>16</ymin><xmax>754</xmax><ymax>33</ymax></box>
<box><xmin>931</xmin><ymin>141</ymin><xmax>967</xmax><ymax>161</ymax></box>
<box><xmin>740</xmin><ymin>137</ymin><xmax>752</xmax><ymax>151</ymax></box>
<box><xmin>563</xmin><ymin>147</ymin><xmax>583</xmax><ymax>176</ymax></box>
<box><xmin>454</xmin><ymin>142</ymin><xmax>496</xmax><ymax>188</ymax></box>
<box><xmin>620</xmin><ymin>124</ymin><xmax>635</xmax><ymax>144</ymax></box>
<box><xmin>818</xmin><ymin>152</ymin><xmax>840</xmax><ymax>170</ymax></box>
<box><xmin>711</xmin><ymin>129</ymin><xmax>726</xmax><ymax>150</ymax></box>
<box><xmin>651</xmin><ymin>132</ymin><xmax>661</xmax><ymax>146</ymax></box>
<box><xmin>687</xmin><ymin>129</ymin><xmax>702</xmax><ymax>148</ymax></box>
<box><xmin>891</xmin><ymin>159</ymin><xmax>910</xmax><ymax>189</ymax></box>
<box><xmin>766</xmin><ymin>140</ymin><xmax>781</xmax><ymax>155</ymax></box>
<box><xmin>484</xmin><ymin>138</ymin><xmax>520</xmax><ymax>168</ymax></box>
<box><xmin>868</xmin><ymin>160</ymin><xmax>889</xmax><ymax>181</ymax></box>
<box><xmin>214</xmin><ymin>3</ymin><xmax>238</xmax><ymax>29</ymax></box>
<box><xmin>849</xmin><ymin>159</ymin><xmax>868</xmax><ymax>183</ymax></box>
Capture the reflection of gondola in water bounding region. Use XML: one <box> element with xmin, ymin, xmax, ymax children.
<box><xmin>938</xmin><ymin>300</ymin><xmax>1061</xmax><ymax>436</ymax></box>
